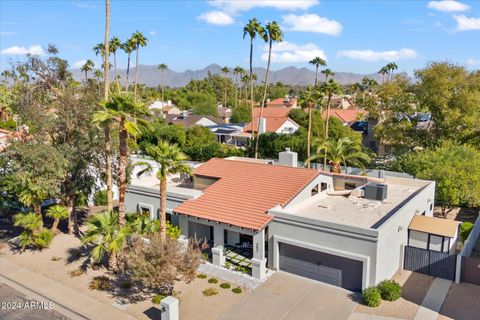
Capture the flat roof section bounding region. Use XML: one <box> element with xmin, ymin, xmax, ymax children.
<box><xmin>285</xmin><ymin>183</ymin><xmax>424</xmax><ymax>229</ymax></box>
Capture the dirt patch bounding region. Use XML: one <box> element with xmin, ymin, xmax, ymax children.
<box><xmin>433</xmin><ymin>207</ymin><xmax>478</xmax><ymax>223</ymax></box>
<box><xmin>438</xmin><ymin>283</ymin><xmax>480</xmax><ymax>320</ymax></box>
<box><xmin>355</xmin><ymin>270</ymin><xmax>434</xmax><ymax>320</ymax></box>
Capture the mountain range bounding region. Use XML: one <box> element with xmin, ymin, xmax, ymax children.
<box><xmin>71</xmin><ymin>63</ymin><xmax>383</xmax><ymax>87</ymax></box>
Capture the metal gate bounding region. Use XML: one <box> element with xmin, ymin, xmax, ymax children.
<box><xmin>404</xmin><ymin>246</ymin><xmax>456</xmax><ymax>280</ymax></box>
<box><xmin>461</xmin><ymin>256</ymin><xmax>480</xmax><ymax>285</ymax></box>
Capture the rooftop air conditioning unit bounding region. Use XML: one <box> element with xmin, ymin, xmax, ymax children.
<box><xmin>364</xmin><ymin>182</ymin><xmax>388</xmax><ymax>201</ymax></box>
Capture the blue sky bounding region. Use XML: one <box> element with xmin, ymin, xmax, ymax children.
<box><xmin>1</xmin><ymin>0</ymin><xmax>479</xmax><ymax>75</ymax></box>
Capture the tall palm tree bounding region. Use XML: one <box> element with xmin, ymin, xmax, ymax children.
<box><xmin>93</xmin><ymin>43</ymin><xmax>105</xmax><ymax>67</ymax></box>
<box><xmin>131</xmin><ymin>31</ymin><xmax>148</xmax><ymax>100</ymax></box>
<box><xmin>157</xmin><ymin>63</ymin><xmax>168</xmax><ymax>102</ymax></box>
<box><xmin>109</xmin><ymin>36</ymin><xmax>122</xmax><ymax>92</ymax></box>
<box><xmin>378</xmin><ymin>66</ymin><xmax>388</xmax><ymax>84</ymax></box>
<box><xmin>135</xmin><ymin>141</ymin><xmax>191</xmax><ymax>240</ymax></box>
<box><xmin>94</xmin><ymin>69</ymin><xmax>103</xmax><ymax>93</ymax></box>
<box><xmin>321</xmin><ymin>68</ymin><xmax>335</xmax><ymax>82</ymax></box>
<box><xmin>233</xmin><ymin>66</ymin><xmax>244</xmax><ymax>108</ymax></box>
<box><xmin>221</xmin><ymin>66</ymin><xmax>229</xmax><ymax>108</ymax></box>
<box><xmin>46</xmin><ymin>205</ymin><xmax>69</xmax><ymax>233</ymax></box>
<box><xmin>103</xmin><ymin>1</ymin><xmax>113</xmax><ymax>213</ymax></box>
<box><xmin>122</xmin><ymin>37</ymin><xmax>136</xmax><ymax>92</ymax></box>
<box><xmin>241</xmin><ymin>73</ymin><xmax>249</xmax><ymax>101</ymax></box>
<box><xmin>93</xmin><ymin>94</ymin><xmax>147</xmax><ymax>225</ymax></box>
<box><xmin>299</xmin><ymin>86</ymin><xmax>323</xmax><ymax>163</ymax></box>
<box><xmin>80</xmin><ymin>60</ymin><xmax>95</xmax><ymax>82</ymax></box>
<box><xmin>309</xmin><ymin>57</ymin><xmax>327</xmax><ymax>87</ymax></box>
<box><xmin>306</xmin><ymin>137</ymin><xmax>371</xmax><ymax>173</ymax></box>
<box><xmin>82</xmin><ymin>210</ymin><xmax>130</xmax><ymax>271</ymax></box>
<box><xmin>256</xmin><ymin>21</ymin><xmax>283</xmax><ymax>158</ymax></box>
<box><xmin>386</xmin><ymin>62</ymin><xmax>398</xmax><ymax>81</ymax></box>
<box><xmin>321</xmin><ymin>79</ymin><xmax>342</xmax><ymax>169</ymax></box>
<box><xmin>243</xmin><ymin>18</ymin><xmax>264</xmax><ymax>157</ymax></box>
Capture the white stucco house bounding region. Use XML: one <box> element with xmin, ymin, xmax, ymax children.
<box><xmin>125</xmin><ymin>151</ymin><xmax>450</xmax><ymax>292</ymax></box>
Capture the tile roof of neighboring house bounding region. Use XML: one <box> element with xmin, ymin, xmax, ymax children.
<box><xmin>174</xmin><ymin>158</ymin><xmax>319</xmax><ymax>230</ymax></box>
<box><xmin>243</xmin><ymin>117</ymin><xmax>298</xmax><ymax>133</ymax></box>
<box><xmin>322</xmin><ymin>109</ymin><xmax>368</xmax><ymax>124</ymax></box>
<box><xmin>409</xmin><ymin>215</ymin><xmax>461</xmax><ymax>238</ymax></box>
<box><xmin>252</xmin><ymin>107</ymin><xmax>291</xmax><ymax>118</ymax></box>
<box><xmin>166</xmin><ymin>114</ymin><xmax>222</xmax><ymax>128</ymax></box>
<box><xmin>267</xmin><ymin>97</ymin><xmax>297</xmax><ymax>108</ymax></box>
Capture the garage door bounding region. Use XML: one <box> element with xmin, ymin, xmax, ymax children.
<box><xmin>279</xmin><ymin>242</ymin><xmax>363</xmax><ymax>291</ymax></box>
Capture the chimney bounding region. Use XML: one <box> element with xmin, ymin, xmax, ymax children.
<box><xmin>167</xmin><ymin>100</ymin><xmax>172</xmax><ymax>106</ymax></box>
<box><xmin>279</xmin><ymin>147</ymin><xmax>298</xmax><ymax>167</ymax></box>
<box><xmin>258</xmin><ymin>117</ymin><xmax>266</xmax><ymax>134</ymax></box>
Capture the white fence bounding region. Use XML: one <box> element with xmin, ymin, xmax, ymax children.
<box><xmin>455</xmin><ymin>213</ymin><xmax>480</xmax><ymax>283</ymax></box>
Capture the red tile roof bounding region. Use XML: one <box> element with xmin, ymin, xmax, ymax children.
<box><xmin>267</xmin><ymin>97</ymin><xmax>297</xmax><ymax>108</ymax></box>
<box><xmin>322</xmin><ymin>109</ymin><xmax>368</xmax><ymax>124</ymax></box>
<box><xmin>174</xmin><ymin>158</ymin><xmax>319</xmax><ymax>230</ymax></box>
<box><xmin>243</xmin><ymin>117</ymin><xmax>297</xmax><ymax>133</ymax></box>
<box><xmin>252</xmin><ymin>107</ymin><xmax>290</xmax><ymax>118</ymax></box>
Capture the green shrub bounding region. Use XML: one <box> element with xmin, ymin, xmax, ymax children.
<box><xmin>152</xmin><ymin>294</ymin><xmax>166</xmax><ymax>304</ymax></box>
<box><xmin>219</xmin><ymin>283</ymin><xmax>231</xmax><ymax>289</ymax></box>
<box><xmin>75</xmin><ymin>192</ymin><xmax>88</xmax><ymax>207</ymax></box>
<box><xmin>231</xmin><ymin>287</ymin><xmax>242</xmax><ymax>294</ymax></box>
<box><xmin>166</xmin><ymin>222</ymin><xmax>181</xmax><ymax>239</ymax></box>
<box><xmin>33</xmin><ymin>228</ymin><xmax>53</xmax><ymax>249</ymax></box>
<box><xmin>208</xmin><ymin>278</ymin><xmax>218</xmax><ymax>284</ymax></box>
<box><xmin>362</xmin><ymin>286</ymin><xmax>381</xmax><ymax>307</ymax></box>
<box><xmin>460</xmin><ymin>222</ymin><xmax>474</xmax><ymax>242</ymax></box>
<box><xmin>196</xmin><ymin>273</ymin><xmax>207</xmax><ymax>279</ymax></box>
<box><xmin>235</xmin><ymin>265</ymin><xmax>250</xmax><ymax>274</ymax></box>
<box><xmin>69</xmin><ymin>268</ymin><xmax>84</xmax><ymax>277</ymax></box>
<box><xmin>93</xmin><ymin>190</ymin><xmax>108</xmax><ymax>206</ymax></box>
<box><xmin>202</xmin><ymin>287</ymin><xmax>218</xmax><ymax>296</ymax></box>
<box><xmin>202</xmin><ymin>252</ymin><xmax>209</xmax><ymax>261</ymax></box>
<box><xmin>0</xmin><ymin>119</ymin><xmax>16</xmax><ymax>130</ymax></box>
<box><xmin>377</xmin><ymin>280</ymin><xmax>402</xmax><ymax>301</ymax></box>
<box><xmin>89</xmin><ymin>276</ymin><xmax>111</xmax><ymax>290</ymax></box>
<box><xmin>224</xmin><ymin>261</ymin><xmax>232</xmax><ymax>269</ymax></box>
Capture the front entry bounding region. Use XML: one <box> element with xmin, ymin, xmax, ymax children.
<box><xmin>279</xmin><ymin>242</ymin><xmax>363</xmax><ymax>292</ymax></box>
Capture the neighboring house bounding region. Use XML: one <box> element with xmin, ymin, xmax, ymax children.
<box><xmin>148</xmin><ymin>100</ymin><xmax>182</xmax><ymax>116</ymax></box>
<box><xmin>166</xmin><ymin>114</ymin><xmax>222</xmax><ymax>129</ymax></box>
<box><xmin>217</xmin><ymin>106</ymin><xmax>232</xmax><ymax>124</ymax></box>
<box><xmin>330</xmin><ymin>96</ymin><xmax>355</xmax><ymax>109</ymax></box>
<box><xmin>126</xmin><ymin>150</ymin><xmax>437</xmax><ymax>292</ymax></box>
<box><xmin>266</xmin><ymin>96</ymin><xmax>298</xmax><ymax>108</ymax></box>
<box><xmin>208</xmin><ymin>124</ymin><xmax>248</xmax><ymax>146</ymax></box>
<box><xmin>323</xmin><ymin>109</ymin><xmax>368</xmax><ymax>126</ymax></box>
<box><xmin>243</xmin><ymin>117</ymin><xmax>299</xmax><ymax>135</ymax></box>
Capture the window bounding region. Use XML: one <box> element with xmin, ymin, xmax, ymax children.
<box><xmin>311</xmin><ymin>185</ymin><xmax>319</xmax><ymax>196</ymax></box>
<box><xmin>430</xmin><ymin>203</ymin><xmax>433</xmax><ymax>212</ymax></box>
<box><xmin>141</xmin><ymin>207</ymin><xmax>151</xmax><ymax>215</ymax></box>
<box><xmin>320</xmin><ymin>182</ymin><xmax>328</xmax><ymax>191</ymax></box>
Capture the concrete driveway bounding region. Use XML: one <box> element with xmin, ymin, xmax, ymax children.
<box><xmin>221</xmin><ymin>272</ymin><xmax>358</xmax><ymax>320</ymax></box>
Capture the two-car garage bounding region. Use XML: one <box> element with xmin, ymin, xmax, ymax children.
<box><xmin>278</xmin><ymin>242</ymin><xmax>364</xmax><ymax>292</ymax></box>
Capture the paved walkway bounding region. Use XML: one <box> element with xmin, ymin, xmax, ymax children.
<box><xmin>348</xmin><ymin>313</ymin><xmax>407</xmax><ymax>320</ymax></box>
<box><xmin>0</xmin><ymin>258</ymin><xmax>134</xmax><ymax>320</ymax></box>
<box><xmin>413</xmin><ymin>278</ymin><xmax>451</xmax><ymax>320</ymax></box>
<box><xmin>198</xmin><ymin>262</ymin><xmax>272</xmax><ymax>289</ymax></box>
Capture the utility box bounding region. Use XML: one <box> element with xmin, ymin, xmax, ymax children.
<box><xmin>279</xmin><ymin>148</ymin><xmax>298</xmax><ymax>167</ymax></box>
<box><xmin>364</xmin><ymin>183</ymin><xmax>388</xmax><ymax>201</ymax></box>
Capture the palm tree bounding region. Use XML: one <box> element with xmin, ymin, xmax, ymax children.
<box><xmin>321</xmin><ymin>68</ymin><xmax>335</xmax><ymax>82</ymax></box>
<box><xmin>299</xmin><ymin>86</ymin><xmax>323</xmax><ymax>163</ymax></box>
<box><xmin>386</xmin><ymin>62</ymin><xmax>398</xmax><ymax>81</ymax></box>
<box><xmin>109</xmin><ymin>36</ymin><xmax>122</xmax><ymax>92</ymax></box>
<box><xmin>131</xmin><ymin>31</ymin><xmax>148</xmax><ymax>100</ymax></box>
<box><xmin>309</xmin><ymin>57</ymin><xmax>327</xmax><ymax>87</ymax></box>
<box><xmin>378</xmin><ymin>66</ymin><xmax>388</xmax><ymax>83</ymax></box>
<box><xmin>93</xmin><ymin>94</ymin><xmax>147</xmax><ymax>225</ymax></box>
<box><xmin>93</xmin><ymin>69</ymin><xmax>103</xmax><ymax>93</ymax></box>
<box><xmin>321</xmin><ymin>79</ymin><xmax>342</xmax><ymax>169</ymax></box>
<box><xmin>157</xmin><ymin>63</ymin><xmax>168</xmax><ymax>102</ymax></box>
<box><xmin>256</xmin><ymin>21</ymin><xmax>283</xmax><ymax>158</ymax></box>
<box><xmin>221</xmin><ymin>66</ymin><xmax>229</xmax><ymax>108</ymax></box>
<box><xmin>46</xmin><ymin>205</ymin><xmax>68</xmax><ymax>233</ymax></box>
<box><xmin>135</xmin><ymin>141</ymin><xmax>191</xmax><ymax>240</ymax></box>
<box><xmin>93</xmin><ymin>43</ymin><xmax>105</xmax><ymax>67</ymax></box>
<box><xmin>233</xmin><ymin>66</ymin><xmax>242</xmax><ymax>107</ymax></box>
<box><xmin>80</xmin><ymin>59</ymin><xmax>95</xmax><ymax>82</ymax></box>
<box><xmin>122</xmin><ymin>37</ymin><xmax>136</xmax><ymax>92</ymax></box>
<box><xmin>241</xmin><ymin>74</ymin><xmax>249</xmax><ymax>101</ymax></box>
<box><xmin>243</xmin><ymin>18</ymin><xmax>264</xmax><ymax>157</ymax></box>
<box><xmin>306</xmin><ymin>137</ymin><xmax>371</xmax><ymax>173</ymax></box>
<box><xmin>82</xmin><ymin>211</ymin><xmax>130</xmax><ymax>271</ymax></box>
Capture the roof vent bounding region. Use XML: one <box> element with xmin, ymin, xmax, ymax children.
<box><xmin>364</xmin><ymin>183</ymin><xmax>388</xmax><ymax>201</ymax></box>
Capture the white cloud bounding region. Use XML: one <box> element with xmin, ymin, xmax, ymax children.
<box><xmin>466</xmin><ymin>58</ymin><xmax>480</xmax><ymax>67</ymax></box>
<box><xmin>337</xmin><ymin>48</ymin><xmax>418</xmax><ymax>61</ymax></box>
<box><xmin>262</xmin><ymin>41</ymin><xmax>327</xmax><ymax>63</ymax></box>
<box><xmin>0</xmin><ymin>31</ymin><xmax>17</xmax><ymax>37</ymax></box>
<box><xmin>208</xmin><ymin>0</ymin><xmax>318</xmax><ymax>14</ymax></box>
<box><xmin>76</xmin><ymin>2</ymin><xmax>96</xmax><ymax>9</ymax></box>
<box><xmin>1</xmin><ymin>45</ymin><xmax>45</xmax><ymax>55</ymax></box>
<box><xmin>427</xmin><ymin>1</ymin><xmax>470</xmax><ymax>12</ymax></box>
<box><xmin>197</xmin><ymin>11</ymin><xmax>234</xmax><ymax>25</ymax></box>
<box><xmin>149</xmin><ymin>30</ymin><xmax>157</xmax><ymax>36</ymax></box>
<box><xmin>454</xmin><ymin>15</ymin><xmax>480</xmax><ymax>31</ymax></box>
<box><xmin>72</xmin><ymin>60</ymin><xmax>87</xmax><ymax>69</ymax></box>
<box><xmin>282</xmin><ymin>13</ymin><xmax>342</xmax><ymax>36</ymax></box>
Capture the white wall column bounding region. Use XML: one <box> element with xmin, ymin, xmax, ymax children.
<box><xmin>252</xmin><ymin>228</ymin><xmax>267</xmax><ymax>280</ymax></box>
<box><xmin>212</xmin><ymin>225</ymin><xmax>225</xmax><ymax>267</ymax></box>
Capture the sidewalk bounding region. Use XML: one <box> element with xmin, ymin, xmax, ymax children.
<box><xmin>0</xmin><ymin>258</ymin><xmax>135</xmax><ymax>320</ymax></box>
<box><xmin>414</xmin><ymin>278</ymin><xmax>451</xmax><ymax>320</ymax></box>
